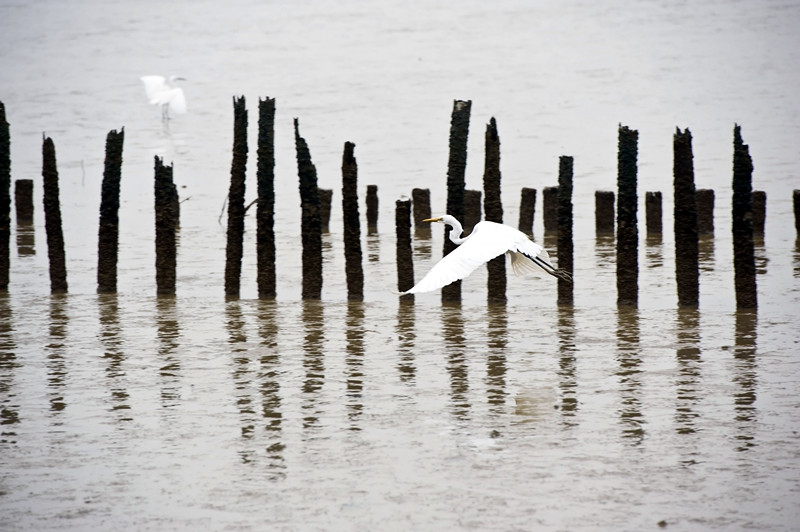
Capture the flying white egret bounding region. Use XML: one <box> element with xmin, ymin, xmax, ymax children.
<box><xmin>401</xmin><ymin>215</ymin><xmax>572</xmax><ymax>294</ymax></box>
<box><xmin>140</xmin><ymin>75</ymin><xmax>186</xmax><ymax>121</ymax></box>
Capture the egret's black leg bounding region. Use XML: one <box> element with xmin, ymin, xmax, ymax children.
<box><xmin>522</xmin><ymin>252</ymin><xmax>573</xmax><ymax>284</ymax></box>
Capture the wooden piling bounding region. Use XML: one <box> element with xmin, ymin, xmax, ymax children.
<box><xmin>595</xmin><ymin>190</ymin><xmax>615</xmax><ymax>235</ymax></box>
<box><xmin>794</xmin><ymin>190</ymin><xmax>800</xmax><ymax>237</ymax></box>
<box><xmin>442</xmin><ymin>99</ymin><xmax>471</xmax><ymax>303</ymax></box>
<box><xmin>616</xmin><ymin>125</ymin><xmax>639</xmax><ymax>307</ymax></box>
<box><xmin>154</xmin><ymin>156</ymin><xmax>176</xmax><ymax>296</ymax></box>
<box><xmin>319</xmin><ymin>188</ymin><xmax>333</xmax><ymax>232</ymax></box>
<box><xmin>97</xmin><ymin>128</ymin><xmax>125</xmax><ymax>294</ymax></box>
<box><xmin>14</xmin><ymin>180</ymin><xmax>33</xmax><ymax>223</ymax></box>
<box><xmin>732</xmin><ymin>124</ymin><xmax>757</xmax><ymax>309</ymax></box>
<box><xmin>411</xmin><ymin>188</ymin><xmax>431</xmax><ymax>227</ymax></box>
<box><xmin>395</xmin><ymin>199</ymin><xmax>414</xmax><ymax>302</ymax></box>
<box><xmin>696</xmin><ymin>189</ymin><xmax>715</xmax><ymax>235</ymax></box>
<box><xmin>464</xmin><ymin>189</ymin><xmax>481</xmax><ymax>233</ymax></box>
<box><xmin>366</xmin><ymin>184</ymin><xmax>378</xmax><ymax>233</ymax></box>
<box><xmin>483</xmin><ymin>117</ymin><xmax>506</xmax><ymax>304</ymax></box>
<box><xmin>518</xmin><ymin>187</ymin><xmax>536</xmax><ymax>235</ymax></box>
<box><xmin>543</xmin><ymin>186</ymin><xmax>558</xmax><ymax>234</ymax></box>
<box><xmin>0</xmin><ymin>102</ymin><xmax>9</xmax><ymax>290</ymax></box>
<box><xmin>42</xmin><ymin>136</ymin><xmax>67</xmax><ymax>294</ymax></box>
<box><xmin>225</xmin><ymin>96</ymin><xmax>248</xmax><ymax>298</ymax></box>
<box><xmin>295</xmin><ymin>118</ymin><xmax>323</xmax><ymax>300</ymax></box>
<box><xmin>342</xmin><ymin>141</ymin><xmax>363</xmax><ymax>301</ymax></box>
<box><xmin>673</xmin><ymin>127</ymin><xmax>699</xmax><ymax>307</ymax></box>
<box><xmin>557</xmin><ymin>156</ymin><xmax>574</xmax><ymax>305</ymax></box>
<box><xmin>256</xmin><ymin>97</ymin><xmax>276</xmax><ymax>299</ymax></box>
<box><xmin>752</xmin><ymin>190</ymin><xmax>766</xmax><ymax>236</ymax></box>
<box><xmin>645</xmin><ymin>191</ymin><xmax>662</xmax><ymax>235</ymax></box>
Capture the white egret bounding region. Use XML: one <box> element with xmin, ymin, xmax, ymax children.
<box><xmin>402</xmin><ymin>215</ymin><xmax>572</xmax><ymax>294</ymax></box>
<box><xmin>140</xmin><ymin>75</ymin><xmax>186</xmax><ymax>121</ymax></box>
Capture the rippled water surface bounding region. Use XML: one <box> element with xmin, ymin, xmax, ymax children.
<box><xmin>1</xmin><ymin>0</ymin><xmax>799</xmax><ymax>530</ymax></box>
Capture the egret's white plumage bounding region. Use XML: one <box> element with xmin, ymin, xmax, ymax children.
<box><xmin>140</xmin><ymin>75</ymin><xmax>186</xmax><ymax>120</ymax></box>
<box><xmin>402</xmin><ymin>215</ymin><xmax>571</xmax><ymax>294</ymax></box>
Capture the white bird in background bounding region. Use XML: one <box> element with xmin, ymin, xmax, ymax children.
<box><xmin>402</xmin><ymin>215</ymin><xmax>572</xmax><ymax>295</ymax></box>
<box><xmin>140</xmin><ymin>75</ymin><xmax>186</xmax><ymax>121</ymax></box>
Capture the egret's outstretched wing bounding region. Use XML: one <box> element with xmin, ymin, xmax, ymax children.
<box><xmin>404</xmin><ymin>222</ymin><xmax>518</xmax><ymax>294</ymax></box>
<box><xmin>140</xmin><ymin>75</ymin><xmax>167</xmax><ymax>102</ymax></box>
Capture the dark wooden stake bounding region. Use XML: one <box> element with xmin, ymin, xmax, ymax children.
<box><xmin>616</xmin><ymin>125</ymin><xmax>639</xmax><ymax>307</ymax></box>
<box><xmin>97</xmin><ymin>128</ymin><xmax>125</xmax><ymax>294</ymax></box>
<box><xmin>673</xmin><ymin>127</ymin><xmax>699</xmax><ymax>307</ymax></box>
<box><xmin>543</xmin><ymin>186</ymin><xmax>559</xmax><ymax>234</ymax></box>
<box><xmin>696</xmin><ymin>189</ymin><xmax>715</xmax><ymax>235</ymax></box>
<box><xmin>595</xmin><ymin>190</ymin><xmax>615</xmax><ymax>235</ymax></box>
<box><xmin>42</xmin><ymin>136</ymin><xmax>67</xmax><ymax>293</ymax></box>
<box><xmin>794</xmin><ymin>190</ymin><xmax>800</xmax><ymax>237</ymax></box>
<box><xmin>752</xmin><ymin>190</ymin><xmax>766</xmax><ymax>236</ymax></box>
<box><xmin>154</xmin><ymin>156</ymin><xmax>176</xmax><ymax>296</ymax></box>
<box><xmin>366</xmin><ymin>184</ymin><xmax>378</xmax><ymax>233</ymax></box>
<box><xmin>295</xmin><ymin>118</ymin><xmax>323</xmax><ymax>300</ymax></box>
<box><xmin>0</xmin><ymin>102</ymin><xmax>9</xmax><ymax>290</ymax></box>
<box><xmin>256</xmin><ymin>97</ymin><xmax>276</xmax><ymax>299</ymax></box>
<box><xmin>411</xmin><ymin>188</ymin><xmax>432</xmax><ymax>232</ymax></box>
<box><xmin>464</xmin><ymin>189</ymin><xmax>481</xmax><ymax>233</ymax></box>
<box><xmin>732</xmin><ymin>124</ymin><xmax>757</xmax><ymax>309</ymax></box>
<box><xmin>14</xmin><ymin>180</ymin><xmax>33</xmax><ymax>223</ymax></box>
<box><xmin>557</xmin><ymin>156</ymin><xmax>574</xmax><ymax>305</ymax></box>
<box><xmin>395</xmin><ymin>198</ymin><xmax>414</xmax><ymax>302</ymax></box>
<box><xmin>225</xmin><ymin>96</ymin><xmax>248</xmax><ymax>298</ymax></box>
<box><xmin>518</xmin><ymin>187</ymin><xmax>537</xmax><ymax>235</ymax></box>
<box><xmin>319</xmin><ymin>188</ymin><xmax>333</xmax><ymax>232</ymax></box>
<box><xmin>483</xmin><ymin>117</ymin><xmax>506</xmax><ymax>304</ymax></box>
<box><xmin>645</xmin><ymin>191</ymin><xmax>662</xmax><ymax>235</ymax></box>
<box><xmin>442</xmin><ymin>99</ymin><xmax>471</xmax><ymax>303</ymax></box>
<box><xmin>342</xmin><ymin>141</ymin><xmax>363</xmax><ymax>301</ymax></box>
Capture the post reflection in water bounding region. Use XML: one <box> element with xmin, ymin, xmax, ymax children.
<box><xmin>225</xmin><ymin>301</ymin><xmax>256</xmax><ymax>454</ymax></box>
<box><xmin>753</xmin><ymin>236</ymin><xmax>768</xmax><ymax>276</ymax></box>
<box><xmin>557</xmin><ymin>305</ymin><xmax>578</xmax><ymax>422</ymax></box>
<box><xmin>345</xmin><ymin>302</ymin><xmax>366</xmax><ymax>430</ymax></box>
<box><xmin>412</xmin><ymin>229</ymin><xmax>432</xmax><ymax>261</ymax></box>
<box><xmin>442</xmin><ymin>303</ymin><xmax>469</xmax><ymax>420</ymax></box>
<box><xmin>616</xmin><ymin>306</ymin><xmax>645</xmax><ymax>444</ymax></box>
<box><xmin>698</xmin><ymin>235</ymin><xmax>715</xmax><ymax>273</ymax></box>
<box><xmin>98</xmin><ymin>294</ymin><xmax>131</xmax><ymax>419</ymax></box>
<box><xmin>257</xmin><ymin>300</ymin><xmax>285</xmax><ymax>476</ymax></box>
<box><xmin>0</xmin><ymin>295</ymin><xmax>20</xmax><ymax>441</ymax></box>
<box><xmin>301</xmin><ymin>300</ymin><xmax>325</xmax><ymax>430</ymax></box>
<box><xmin>15</xmin><ymin>221</ymin><xmax>35</xmax><ymax>256</ymax></box>
<box><xmin>366</xmin><ymin>233</ymin><xmax>380</xmax><ymax>263</ymax></box>
<box><xmin>396</xmin><ymin>301</ymin><xmax>416</xmax><ymax>383</ymax></box>
<box><xmin>595</xmin><ymin>235</ymin><xmax>615</xmax><ymax>272</ymax></box>
<box><xmin>733</xmin><ymin>309</ymin><xmax>758</xmax><ymax>452</ymax></box>
<box><xmin>485</xmin><ymin>304</ymin><xmax>508</xmax><ymax>414</ymax></box>
<box><xmin>794</xmin><ymin>238</ymin><xmax>800</xmax><ymax>278</ymax></box>
<box><xmin>645</xmin><ymin>234</ymin><xmax>663</xmax><ymax>268</ymax></box>
<box><xmin>156</xmin><ymin>297</ymin><xmax>181</xmax><ymax>408</ymax></box>
<box><xmin>675</xmin><ymin>307</ymin><xmax>701</xmax><ymax>438</ymax></box>
<box><xmin>47</xmin><ymin>295</ymin><xmax>69</xmax><ymax>414</ymax></box>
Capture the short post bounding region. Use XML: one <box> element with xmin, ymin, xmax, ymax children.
<box><xmin>225</xmin><ymin>96</ymin><xmax>248</xmax><ymax>298</ymax></box>
<box><xmin>557</xmin><ymin>156</ymin><xmax>574</xmax><ymax>305</ymax></box>
<box><xmin>319</xmin><ymin>188</ymin><xmax>333</xmax><ymax>232</ymax></box>
<box><xmin>395</xmin><ymin>199</ymin><xmax>414</xmax><ymax>301</ymax></box>
<box><xmin>518</xmin><ymin>187</ymin><xmax>536</xmax><ymax>235</ymax></box>
<box><xmin>154</xmin><ymin>156</ymin><xmax>177</xmax><ymax>296</ymax></box>
<box><xmin>543</xmin><ymin>186</ymin><xmax>558</xmax><ymax>234</ymax></box>
<box><xmin>794</xmin><ymin>190</ymin><xmax>800</xmax><ymax>237</ymax></box>
<box><xmin>616</xmin><ymin>125</ymin><xmax>639</xmax><ymax>307</ymax></box>
<box><xmin>463</xmin><ymin>189</ymin><xmax>481</xmax><ymax>233</ymax></box>
<box><xmin>295</xmin><ymin>118</ymin><xmax>323</xmax><ymax>300</ymax></box>
<box><xmin>42</xmin><ymin>136</ymin><xmax>68</xmax><ymax>293</ymax></box>
<box><xmin>0</xmin><ymin>102</ymin><xmax>9</xmax><ymax>290</ymax></box>
<box><xmin>673</xmin><ymin>127</ymin><xmax>699</xmax><ymax>307</ymax></box>
<box><xmin>645</xmin><ymin>191</ymin><xmax>662</xmax><ymax>235</ymax></box>
<box><xmin>342</xmin><ymin>141</ymin><xmax>363</xmax><ymax>301</ymax></box>
<box><xmin>97</xmin><ymin>128</ymin><xmax>125</xmax><ymax>294</ymax></box>
<box><xmin>366</xmin><ymin>184</ymin><xmax>378</xmax><ymax>233</ymax></box>
<box><xmin>752</xmin><ymin>190</ymin><xmax>766</xmax><ymax>236</ymax></box>
<box><xmin>256</xmin><ymin>97</ymin><xmax>276</xmax><ymax>299</ymax></box>
<box><xmin>732</xmin><ymin>124</ymin><xmax>757</xmax><ymax>309</ymax></box>
<box><xmin>411</xmin><ymin>188</ymin><xmax>431</xmax><ymax>235</ymax></box>
<box><xmin>595</xmin><ymin>190</ymin><xmax>615</xmax><ymax>235</ymax></box>
<box><xmin>483</xmin><ymin>117</ymin><xmax>506</xmax><ymax>304</ymax></box>
<box><xmin>696</xmin><ymin>189</ymin><xmax>715</xmax><ymax>235</ymax></box>
<box><xmin>14</xmin><ymin>180</ymin><xmax>34</xmax><ymax>223</ymax></box>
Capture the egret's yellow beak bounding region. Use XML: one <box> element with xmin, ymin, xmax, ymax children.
<box><xmin>423</xmin><ymin>217</ymin><xmax>442</xmax><ymax>223</ymax></box>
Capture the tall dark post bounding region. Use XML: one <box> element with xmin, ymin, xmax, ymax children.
<box><xmin>97</xmin><ymin>128</ymin><xmax>125</xmax><ymax>294</ymax></box>
<box><xmin>395</xmin><ymin>199</ymin><xmax>414</xmax><ymax>301</ymax></box>
<box><xmin>342</xmin><ymin>141</ymin><xmax>363</xmax><ymax>301</ymax></box>
<box><xmin>0</xmin><ymin>102</ymin><xmax>9</xmax><ymax>291</ymax></box>
<box><xmin>442</xmin><ymin>99</ymin><xmax>471</xmax><ymax>303</ymax></box>
<box><xmin>42</xmin><ymin>136</ymin><xmax>67</xmax><ymax>293</ymax></box>
<box><xmin>256</xmin><ymin>97</ymin><xmax>276</xmax><ymax>298</ymax></box>
<box><xmin>543</xmin><ymin>186</ymin><xmax>559</xmax><ymax>234</ymax></box>
<box><xmin>366</xmin><ymin>184</ymin><xmax>378</xmax><ymax>233</ymax></box>
<box><xmin>645</xmin><ymin>191</ymin><xmax>662</xmax><ymax>235</ymax></box>
<box><xmin>732</xmin><ymin>124</ymin><xmax>757</xmax><ymax>309</ymax></box>
<box><xmin>673</xmin><ymin>127</ymin><xmax>699</xmax><ymax>307</ymax></box>
<box><xmin>616</xmin><ymin>125</ymin><xmax>639</xmax><ymax>307</ymax></box>
<box><xmin>557</xmin><ymin>156</ymin><xmax>574</xmax><ymax>305</ymax></box>
<box><xmin>518</xmin><ymin>187</ymin><xmax>537</xmax><ymax>235</ymax></box>
<box><xmin>295</xmin><ymin>118</ymin><xmax>323</xmax><ymax>300</ymax></box>
<box><xmin>483</xmin><ymin>117</ymin><xmax>506</xmax><ymax>304</ymax></box>
<box><xmin>319</xmin><ymin>189</ymin><xmax>333</xmax><ymax>232</ymax></box>
<box><xmin>696</xmin><ymin>189</ymin><xmax>715</xmax><ymax>235</ymax></box>
<box><xmin>464</xmin><ymin>189</ymin><xmax>481</xmax><ymax>233</ymax></box>
<box><xmin>154</xmin><ymin>156</ymin><xmax>176</xmax><ymax>296</ymax></box>
<box><xmin>595</xmin><ymin>191</ymin><xmax>615</xmax><ymax>235</ymax></box>
<box><xmin>752</xmin><ymin>190</ymin><xmax>766</xmax><ymax>236</ymax></box>
<box><xmin>225</xmin><ymin>96</ymin><xmax>248</xmax><ymax>298</ymax></box>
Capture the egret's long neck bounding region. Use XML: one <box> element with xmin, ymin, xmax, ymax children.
<box><xmin>446</xmin><ymin>220</ymin><xmax>467</xmax><ymax>245</ymax></box>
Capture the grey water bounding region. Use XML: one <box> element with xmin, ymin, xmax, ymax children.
<box><xmin>1</xmin><ymin>0</ymin><xmax>800</xmax><ymax>530</ymax></box>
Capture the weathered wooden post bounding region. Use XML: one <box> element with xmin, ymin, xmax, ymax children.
<box><xmin>395</xmin><ymin>199</ymin><xmax>414</xmax><ymax>301</ymax></box>
<box><xmin>256</xmin><ymin>97</ymin><xmax>276</xmax><ymax>299</ymax></box>
<box><xmin>543</xmin><ymin>186</ymin><xmax>558</xmax><ymax>234</ymax></box>
<box><xmin>154</xmin><ymin>156</ymin><xmax>177</xmax><ymax>296</ymax></box>
<box><xmin>342</xmin><ymin>141</ymin><xmax>363</xmax><ymax>301</ymax></box>
<box><xmin>0</xmin><ymin>102</ymin><xmax>9</xmax><ymax>290</ymax></box>
<box><xmin>617</xmin><ymin>125</ymin><xmax>639</xmax><ymax>307</ymax></box>
<box><xmin>752</xmin><ymin>190</ymin><xmax>766</xmax><ymax>236</ymax></box>
<box><xmin>366</xmin><ymin>184</ymin><xmax>378</xmax><ymax>233</ymax></box>
<box><xmin>673</xmin><ymin>127</ymin><xmax>699</xmax><ymax>307</ymax></box>
<box><xmin>483</xmin><ymin>117</ymin><xmax>506</xmax><ymax>304</ymax></box>
<box><xmin>732</xmin><ymin>124</ymin><xmax>757</xmax><ymax>309</ymax></box>
<box><xmin>42</xmin><ymin>136</ymin><xmax>68</xmax><ymax>293</ymax></box>
<box><xmin>295</xmin><ymin>118</ymin><xmax>323</xmax><ymax>300</ymax></box>
<box><xmin>225</xmin><ymin>96</ymin><xmax>248</xmax><ymax>298</ymax></box>
<box><xmin>518</xmin><ymin>187</ymin><xmax>536</xmax><ymax>235</ymax></box>
<box><xmin>557</xmin><ymin>156</ymin><xmax>574</xmax><ymax>305</ymax></box>
<box><xmin>442</xmin><ymin>99</ymin><xmax>471</xmax><ymax>303</ymax></box>
<box><xmin>794</xmin><ymin>190</ymin><xmax>800</xmax><ymax>237</ymax></box>
<box><xmin>411</xmin><ymin>188</ymin><xmax>431</xmax><ymax>229</ymax></box>
<box><xmin>595</xmin><ymin>190</ymin><xmax>615</xmax><ymax>235</ymax></box>
<box><xmin>464</xmin><ymin>189</ymin><xmax>481</xmax><ymax>233</ymax></box>
<box><xmin>645</xmin><ymin>191</ymin><xmax>662</xmax><ymax>235</ymax></box>
<box><xmin>319</xmin><ymin>188</ymin><xmax>333</xmax><ymax>232</ymax></box>
<box><xmin>97</xmin><ymin>128</ymin><xmax>125</xmax><ymax>293</ymax></box>
<box><xmin>696</xmin><ymin>189</ymin><xmax>715</xmax><ymax>235</ymax></box>
<box><xmin>14</xmin><ymin>180</ymin><xmax>33</xmax><ymax>223</ymax></box>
